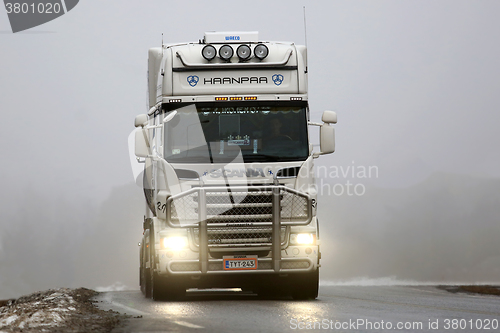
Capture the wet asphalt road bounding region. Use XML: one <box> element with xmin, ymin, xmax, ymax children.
<box><xmin>96</xmin><ymin>286</ymin><xmax>500</xmax><ymax>332</ymax></box>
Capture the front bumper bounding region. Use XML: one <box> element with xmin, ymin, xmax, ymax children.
<box><xmin>157</xmin><ymin>243</ymin><xmax>319</xmax><ymax>276</ymax></box>
<box><xmin>165</xmin><ymin>257</ymin><xmax>314</xmax><ymax>275</ymax></box>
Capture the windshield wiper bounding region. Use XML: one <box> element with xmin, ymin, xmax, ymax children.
<box><xmin>243</xmin><ymin>154</ymin><xmax>285</xmax><ymax>162</ymax></box>
<box><xmin>165</xmin><ymin>155</ymin><xmax>212</xmax><ymax>163</ymax></box>
<box><xmin>245</xmin><ymin>153</ymin><xmax>309</xmax><ymax>162</ymax></box>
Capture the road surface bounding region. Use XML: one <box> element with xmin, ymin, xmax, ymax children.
<box><xmin>96</xmin><ymin>285</ymin><xmax>500</xmax><ymax>332</ymax></box>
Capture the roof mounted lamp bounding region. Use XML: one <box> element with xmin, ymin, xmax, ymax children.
<box><xmin>254</xmin><ymin>43</ymin><xmax>269</xmax><ymax>60</ymax></box>
<box><xmin>219</xmin><ymin>44</ymin><xmax>234</xmax><ymax>61</ymax></box>
<box><xmin>236</xmin><ymin>44</ymin><xmax>252</xmax><ymax>61</ymax></box>
<box><xmin>202</xmin><ymin>45</ymin><xmax>216</xmax><ymax>61</ymax></box>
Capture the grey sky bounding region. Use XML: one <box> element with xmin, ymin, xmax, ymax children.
<box><xmin>1</xmin><ymin>1</ymin><xmax>500</xmax><ymax>298</ymax></box>
<box><xmin>1</xmin><ymin>0</ymin><xmax>499</xmax><ymax>199</ymax></box>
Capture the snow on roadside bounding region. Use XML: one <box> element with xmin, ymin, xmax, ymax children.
<box><xmin>0</xmin><ymin>289</ymin><xmax>74</xmax><ymax>330</ymax></box>
<box><xmin>0</xmin><ymin>288</ymin><xmax>124</xmax><ymax>333</ymax></box>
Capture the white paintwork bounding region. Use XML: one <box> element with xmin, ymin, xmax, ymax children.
<box><xmin>136</xmin><ymin>32</ymin><xmax>337</xmax><ymax>296</ymax></box>
<box><xmin>148</xmin><ymin>37</ymin><xmax>304</xmax><ymax>105</ymax></box>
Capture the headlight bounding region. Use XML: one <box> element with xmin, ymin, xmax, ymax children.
<box><xmin>161</xmin><ymin>236</ymin><xmax>188</xmax><ymax>250</ymax></box>
<box><xmin>290</xmin><ymin>233</ymin><xmax>315</xmax><ymax>245</ymax></box>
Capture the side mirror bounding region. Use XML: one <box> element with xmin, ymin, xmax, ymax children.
<box><xmin>322</xmin><ymin>110</ymin><xmax>337</xmax><ymax>124</ymax></box>
<box><xmin>135</xmin><ymin>114</ymin><xmax>148</xmax><ymax>128</ymax></box>
<box><xmin>320</xmin><ymin>124</ymin><xmax>335</xmax><ymax>154</ymax></box>
<box><xmin>309</xmin><ymin>110</ymin><xmax>338</xmax><ymax>157</ymax></box>
<box><xmin>135</xmin><ymin>128</ymin><xmax>149</xmax><ymax>157</ymax></box>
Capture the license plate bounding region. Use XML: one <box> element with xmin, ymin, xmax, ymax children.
<box><xmin>223</xmin><ymin>256</ymin><xmax>257</xmax><ymax>270</ymax></box>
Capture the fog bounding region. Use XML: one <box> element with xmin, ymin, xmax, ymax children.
<box><xmin>318</xmin><ymin>172</ymin><xmax>500</xmax><ymax>283</ymax></box>
<box><xmin>1</xmin><ymin>0</ymin><xmax>500</xmax><ymax>299</ymax></box>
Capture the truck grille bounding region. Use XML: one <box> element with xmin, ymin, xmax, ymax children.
<box><xmin>167</xmin><ymin>185</ymin><xmax>311</xmax><ymax>247</ymax></box>
<box><xmin>203</xmin><ymin>190</ymin><xmax>273</xmax><ymax>223</ymax></box>
<box><xmin>192</xmin><ymin>226</ymin><xmax>287</xmax><ymax>247</ymax></box>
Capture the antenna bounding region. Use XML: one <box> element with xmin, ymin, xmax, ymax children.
<box><xmin>303</xmin><ymin>6</ymin><xmax>308</xmax><ymax>73</ymax></box>
<box><xmin>162</xmin><ymin>32</ymin><xmax>165</xmax><ymax>56</ymax></box>
<box><xmin>303</xmin><ymin>6</ymin><xmax>308</xmax><ymax>48</ymax></box>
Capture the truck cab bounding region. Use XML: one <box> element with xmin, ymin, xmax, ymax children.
<box><xmin>134</xmin><ymin>31</ymin><xmax>336</xmax><ymax>300</ymax></box>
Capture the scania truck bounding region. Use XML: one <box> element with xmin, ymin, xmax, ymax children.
<box><xmin>133</xmin><ymin>31</ymin><xmax>337</xmax><ymax>300</ymax></box>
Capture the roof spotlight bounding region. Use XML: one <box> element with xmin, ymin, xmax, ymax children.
<box><xmin>254</xmin><ymin>44</ymin><xmax>269</xmax><ymax>60</ymax></box>
<box><xmin>202</xmin><ymin>45</ymin><xmax>216</xmax><ymax>61</ymax></box>
<box><xmin>236</xmin><ymin>45</ymin><xmax>252</xmax><ymax>61</ymax></box>
<box><xmin>219</xmin><ymin>45</ymin><xmax>234</xmax><ymax>61</ymax></box>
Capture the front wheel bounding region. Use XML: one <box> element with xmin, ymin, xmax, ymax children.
<box><xmin>148</xmin><ymin>240</ymin><xmax>185</xmax><ymax>300</ymax></box>
<box><xmin>142</xmin><ymin>267</ymin><xmax>151</xmax><ymax>298</ymax></box>
<box><xmin>150</xmin><ymin>270</ymin><xmax>185</xmax><ymax>301</ymax></box>
<box><xmin>139</xmin><ymin>242</ymin><xmax>151</xmax><ymax>299</ymax></box>
<box><xmin>291</xmin><ymin>269</ymin><xmax>319</xmax><ymax>300</ymax></box>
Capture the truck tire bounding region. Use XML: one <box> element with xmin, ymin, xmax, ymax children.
<box><xmin>150</xmin><ymin>270</ymin><xmax>167</xmax><ymax>300</ymax></box>
<box><xmin>256</xmin><ymin>281</ymin><xmax>286</xmax><ymax>299</ymax></box>
<box><xmin>139</xmin><ymin>242</ymin><xmax>150</xmax><ymax>298</ymax></box>
<box><xmin>291</xmin><ymin>269</ymin><xmax>319</xmax><ymax>300</ymax></box>
<box><xmin>139</xmin><ymin>250</ymin><xmax>145</xmax><ymax>295</ymax></box>
<box><xmin>150</xmin><ymin>271</ymin><xmax>185</xmax><ymax>301</ymax></box>
<box><xmin>141</xmin><ymin>224</ymin><xmax>152</xmax><ymax>298</ymax></box>
<box><xmin>141</xmin><ymin>239</ymin><xmax>151</xmax><ymax>298</ymax></box>
<box><xmin>143</xmin><ymin>266</ymin><xmax>152</xmax><ymax>298</ymax></box>
<box><xmin>256</xmin><ymin>286</ymin><xmax>279</xmax><ymax>299</ymax></box>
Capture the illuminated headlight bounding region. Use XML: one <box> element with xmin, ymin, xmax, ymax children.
<box><xmin>290</xmin><ymin>233</ymin><xmax>315</xmax><ymax>245</ymax></box>
<box><xmin>254</xmin><ymin>43</ymin><xmax>269</xmax><ymax>60</ymax></box>
<box><xmin>219</xmin><ymin>45</ymin><xmax>234</xmax><ymax>61</ymax></box>
<box><xmin>236</xmin><ymin>45</ymin><xmax>251</xmax><ymax>60</ymax></box>
<box><xmin>161</xmin><ymin>236</ymin><xmax>188</xmax><ymax>250</ymax></box>
<box><xmin>202</xmin><ymin>45</ymin><xmax>216</xmax><ymax>61</ymax></box>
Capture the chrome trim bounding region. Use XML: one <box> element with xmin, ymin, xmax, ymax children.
<box><xmin>165</xmin><ymin>257</ymin><xmax>313</xmax><ymax>275</ymax></box>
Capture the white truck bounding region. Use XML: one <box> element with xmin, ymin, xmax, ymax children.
<box><xmin>133</xmin><ymin>31</ymin><xmax>337</xmax><ymax>300</ymax></box>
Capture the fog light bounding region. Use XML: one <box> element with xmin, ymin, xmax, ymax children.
<box><xmin>162</xmin><ymin>236</ymin><xmax>188</xmax><ymax>250</ymax></box>
<box><xmin>296</xmin><ymin>233</ymin><xmax>314</xmax><ymax>245</ymax></box>
<box><xmin>290</xmin><ymin>233</ymin><xmax>315</xmax><ymax>245</ymax></box>
<box><xmin>254</xmin><ymin>44</ymin><xmax>268</xmax><ymax>60</ymax></box>
<box><xmin>219</xmin><ymin>45</ymin><xmax>234</xmax><ymax>61</ymax></box>
<box><xmin>202</xmin><ymin>45</ymin><xmax>216</xmax><ymax>61</ymax></box>
<box><xmin>236</xmin><ymin>45</ymin><xmax>251</xmax><ymax>60</ymax></box>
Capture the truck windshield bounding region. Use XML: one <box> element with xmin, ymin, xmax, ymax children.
<box><xmin>163</xmin><ymin>102</ymin><xmax>309</xmax><ymax>163</ymax></box>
